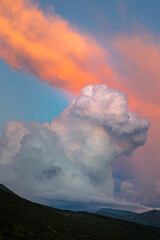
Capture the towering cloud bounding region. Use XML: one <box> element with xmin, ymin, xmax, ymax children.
<box><xmin>0</xmin><ymin>0</ymin><xmax>114</xmax><ymax>91</ymax></box>
<box><xmin>0</xmin><ymin>84</ymin><xmax>150</xmax><ymax>209</ymax></box>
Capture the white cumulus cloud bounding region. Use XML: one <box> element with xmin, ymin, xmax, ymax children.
<box><xmin>0</xmin><ymin>84</ymin><xmax>150</xmax><ymax>210</ymax></box>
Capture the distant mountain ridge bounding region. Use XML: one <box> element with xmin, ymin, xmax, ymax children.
<box><xmin>96</xmin><ymin>208</ymin><xmax>137</xmax><ymax>217</ymax></box>
<box><xmin>0</xmin><ymin>183</ymin><xmax>160</xmax><ymax>240</ymax></box>
<box><xmin>125</xmin><ymin>210</ymin><xmax>160</xmax><ymax>228</ymax></box>
<box><xmin>96</xmin><ymin>208</ymin><xmax>160</xmax><ymax>228</ymax></box>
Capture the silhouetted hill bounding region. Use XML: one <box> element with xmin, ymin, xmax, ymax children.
<box><xmin>96</xmin><ymin>208</ymin><xmax>137</xmax><ymax>219</ymax></box>
<box><xmin>125</xmin><ymin>210</ymin><xmax>160</xmax><ymax>228</ymax></box>
<box><xmin>0</xmin><ymin>185</ymin><xmax>160</xmax><ymax>240</ymax></box>
<box><xmin>0</xmin><ymin>184</ymin><xmax>16</xmax><ymax>195</ymax></box>
<box><xmin>96</xmin><ymin>208</ymin><xmax>160</xmax><ymax>228</ymax></box>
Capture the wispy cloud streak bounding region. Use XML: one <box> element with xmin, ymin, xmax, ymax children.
<box><xmin>0</xmin><ymin>0</ymin><xmax>115</xmax><ymax>91</ymax></box>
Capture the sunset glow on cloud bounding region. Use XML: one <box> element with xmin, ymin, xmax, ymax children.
<box><xmin>0</xmin><ymin>0</ymin><xmax>160</xmax><ymax>211</ymax></box>
<box><xmin>113</xmin><ymin>32</ymin><xmax>160</xmax><ymax>117</ymax></box>
<box><xmin>0</xmin><ymin>0</ymin><xmax>115</xmax><ymax>91</ymax></box>
<box><xmin>112</xmin><ymin>32</ymin><xmax>160</xmax><ymax>207</ymax></box>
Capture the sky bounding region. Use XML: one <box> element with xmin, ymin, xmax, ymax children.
<box><xmin>0</xmin><ymin>0</ymin><xmax>160</xmax><ymax>212</ymax></box>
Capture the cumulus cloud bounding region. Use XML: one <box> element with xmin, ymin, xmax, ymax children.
<box><xmin>120</xmin><ymin>181</ymin><xmax>139</xmax><ymax>202</ymax></box>
<box><xmin>0</xmin><ymin>84</ymin><xmax>150</xmax><ymax>210</ymax></box>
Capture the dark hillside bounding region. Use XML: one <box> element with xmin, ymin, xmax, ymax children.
<box><xmin>125</xmin><ymin>210</ymin><xmax>160</xmax><ymax>228</ymax></box>
<box><xmin>0</xmin><ymin>184</ymin><xmax>16</xmax><ymax>195</ymax></box>
<box><xmin>96</xmin><ymin>208</ymin><xmax>160</xmax><ymax>228</ymax></box>
<box><xmin>0</xmin><ymin>187</ymin><xmax>160</xmax><ymax>240</ymax></box>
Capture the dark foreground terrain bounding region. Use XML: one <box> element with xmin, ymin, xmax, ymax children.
<box><xmin>0</xmin><ymin>185</ymin><xmax>160</xmax><ymax>240</ymax></box>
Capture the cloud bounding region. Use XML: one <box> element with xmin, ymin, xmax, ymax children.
<box><xmin>0</xmin><ymin>84</ymin><xmax>150</xmax><ymax>210</ymax></box>
<box><xmin>111</xmin><ymin>31</ymin><xmax>160</xmax><ymax>207</ymax></box>
<box><xmin>0</xmin><ymin>121</ymin><xmax>28</xmax><ymax>164</ymax></box>
<box><xmin>41</xmin><ymin>166</ymin><xmax>62</xmax><ymax>180</ymax></box>
<box><xmin>112</xmin><ymin>31</ymin><xmax>160</xmax><ymax>117</ymax></box>
<box><xmin>120</xmin><ymin>181</ymin><xmax>139</xmax><ymax>202</ymax></box>
<box><xmin>0</xmin><ymin>0</ymin><xmax>115</xmax><ymax>92</ymax></box>
<box><xmin>0</xmin><ymin>0</ymin><xmax>158</xmax><ymax>209</ymax></box>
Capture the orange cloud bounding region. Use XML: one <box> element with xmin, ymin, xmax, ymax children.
<box><xmin>0</xmin><ymin>1</ymin><xmax>159</xmax><ymax>136</ymax></box>
<box><xmin>113</xmin><ymin>32</ymin><xmax>160</xmax><ymax>118</ymax></box>
<box><xmin>1</xmin><ymin>0</ymin><xmax>159</xmax><ymax>119</ymax></box>
<box><xmin>0</xmin><ymin>0</ymin><xmax>115</xmax><ymax>92</ymax></box>
<box><xmin>112</xmin><ymin>32</ymin><xmax>160</xmax><ymax>205</ymax></box>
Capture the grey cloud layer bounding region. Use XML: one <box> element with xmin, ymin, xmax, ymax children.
<box><xmin>0</xmin><ymin>84</ymin><xmax>150</xmax><ymax>210</ymax></box>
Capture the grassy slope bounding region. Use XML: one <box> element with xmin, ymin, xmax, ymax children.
<box><xmin>0</xmin><ymin>189</ymin><xmax>160</xmax><ymax>240</ymax></box>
